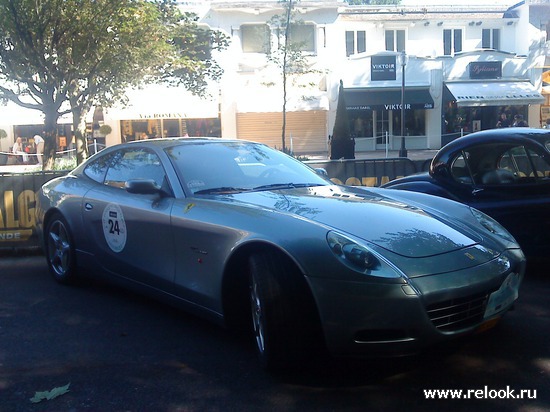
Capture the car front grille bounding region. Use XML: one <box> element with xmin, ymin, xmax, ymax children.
<box><xmin>426</xmin><ymin>291</ymin><xmax>493</xmax><ymax>332</ymax></box>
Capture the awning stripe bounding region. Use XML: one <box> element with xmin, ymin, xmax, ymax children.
<box><xmin>445</xmin><ymin>81</ymin><xmax>545</xmax><ymax>107</ymax></box>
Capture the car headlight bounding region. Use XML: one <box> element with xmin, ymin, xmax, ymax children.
<box><xmin>470</xmin><ymin>208</ymin><xmax>517</xmax><ymax>243</ymax></box>
<box><xmin>327</xmin><ymin>231</ymin><xmax>402</xmax><ymax>278</ymax></box>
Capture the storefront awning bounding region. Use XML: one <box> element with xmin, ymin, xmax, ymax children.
<box><xmin>344</xmin><ymin>88</ymin><xmax>434</xmax><ymax>111</ymax></box>
<box><xmin>445</xmin><ymin>81</ymin><xmax>545</xmax><ymax>107</ymax></box>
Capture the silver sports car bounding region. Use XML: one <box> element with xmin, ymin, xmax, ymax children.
<box><xmin>37</xmin><ymin>138</ymin><xmax>525</xmax><ymax>370</ymax></box>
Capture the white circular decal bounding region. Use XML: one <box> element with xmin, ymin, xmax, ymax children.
<box><xmin>102</xmin><ymin>203</ymin><xmax>127</xmax><ymax>253</ymax></box>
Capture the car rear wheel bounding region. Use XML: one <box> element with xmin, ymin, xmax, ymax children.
<box><xmin>45</xmin><ymin>213</ymin><xmax>77</xmax><ymax>284</ymax></box>
<box><xmin>249</xmin><ymin>251</ymin><xmax>322</xmax><ymax>371</ymax></box>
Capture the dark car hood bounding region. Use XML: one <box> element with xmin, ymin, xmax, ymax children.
<box><xmin>227</xmin><ymin>185</ymin><xmax>481</xmax><ymax>258</ymax></box>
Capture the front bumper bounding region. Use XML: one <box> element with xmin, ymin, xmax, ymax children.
<box><xmin>306</xmin><ymin>249</ymin><xmax>525</xmax><ymax>358</ymax></box>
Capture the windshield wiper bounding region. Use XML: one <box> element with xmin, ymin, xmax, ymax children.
<box><xmin>251</xmin><ymin>183</ymin><xmax>323</xmax><ymax>192</ymax></box>
<box><xmin>194</xmin><ymin>187</ymin><xmax>249</xmax><ymax>195</ymax></box>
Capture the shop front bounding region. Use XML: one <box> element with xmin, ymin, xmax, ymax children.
<box><xmin>103</xmin><ymin>84</ymin><xmax>221</xmax><ymax>146</ymax></box>
<box><xmin>119</xmin><ymin>117</ymin><xmax>220</xmax><ymax>142</ymax></box>
<box><xmin>344</xmin><ymin>87</ymin><xmax>434</xmax><ymax>151</ymax></box>
<box><xmin>442</xmin><ymin>60</ymin><xmax>545</xmax><ymax>143</ymax></box>
<box><xmin>332</xmin><ymin>52</ymin><xmax>441</xmax><ymax>152</ymax></box>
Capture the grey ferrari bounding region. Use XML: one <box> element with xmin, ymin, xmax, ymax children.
<box><xmin>36</xmin><ymin>138</ymin><xmax>525</xmax><ymax>371</ymax></box>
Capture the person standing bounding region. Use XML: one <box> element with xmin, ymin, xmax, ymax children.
<box><xmin>34</xmin><ymin>133</ymin><xmax>44</xmax><ymax>165</ymax></box>
<box><xmin>12</xmin><ymin>137</ymin><xmax>28</xmax><ymax>164</ymax></box>
<box><xmin>496</xmin><ymin>113</ymin><xmax>510</xmax><ymax>128</ymax></box>
<box><xmin>513</xmin><ymin>114</ymin><xmax>528</xmax><ymax>127</ymax></box>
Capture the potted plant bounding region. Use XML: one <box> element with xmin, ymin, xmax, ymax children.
<box><xmin>99</xmin><ymin>124</ymin><xmax>112</xmax><ymax>136</ymax></box>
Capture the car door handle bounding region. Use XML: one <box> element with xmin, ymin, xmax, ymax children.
<box><xmin>85</xmin><ymin>203</ymin><xmax>93</xmax><ymax>211</ymax></box>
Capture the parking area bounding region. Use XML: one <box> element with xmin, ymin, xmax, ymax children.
<box><xmin>0</xmin><ymin>254</ymin><xmax>549</xmax><ymax>411</ymax></box>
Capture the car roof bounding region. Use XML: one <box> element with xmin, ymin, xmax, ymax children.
<box><xmin>432</xmin><ymin>128</ymin><xmax>550</xmax><ymax>167</ymax></box>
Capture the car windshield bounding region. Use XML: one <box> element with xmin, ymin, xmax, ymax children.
<box><xmin>166</xmin><ymin>141</ymin><xmax>329</xmax><ymax>194</ymax></box>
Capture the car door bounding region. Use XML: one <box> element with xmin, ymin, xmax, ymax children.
<box><xmin>82</xmin><ymin>147</ymin><xmax>176</xmax><ymax>290</ymax></box>
<box><xmin>465</xmin><ymin>145</ymin><xmax>550</xmax><ymax>256</ymax></box>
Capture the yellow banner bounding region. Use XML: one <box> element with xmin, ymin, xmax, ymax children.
<box><xmin>0</xmin><ymin>229</ymin><xmax>33</xmax><ymax>242</ymax></box>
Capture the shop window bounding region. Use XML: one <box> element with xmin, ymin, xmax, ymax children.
<box><xmin>482</xmin><ymin>29</ymin><xmax>500</xmax><ymax>50</ymax></box>
<box><xmin>443</xmin><ymin>29</ymin><xmax>462</xmax><ymax>55</ymax></box>
<box><xmin>241</xmin><ymin>24</ymin><xmax>271</xmax><ymax>53</ymax></box>
<box><xmin>391</xmin><ymin>109</ymin><xmax>426</xmax><ymax>138</ymax></box>
<box><xmin>288</xmin><ymin>23</ymin><xmax>316</xmax><ymax>53</ymax></box>
<box><xmin>349</xmin><ymin>112</ymin><xmax>373</xmax><ymax>138</ymax></box>
<box><xmin>385</xmin><ymin>30</ymin><xmax>405</xmax><ymax>52</ymax></box>
<box><xmin>345</xmin><ymin>30</ymin><xmax>366</xmax><ymax>57</ymax></box>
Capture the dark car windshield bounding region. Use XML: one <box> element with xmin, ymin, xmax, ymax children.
<box><xmin>166</xmin><ymin>141</ymin><xmax>329</xmax><ymax>194</ymax></box>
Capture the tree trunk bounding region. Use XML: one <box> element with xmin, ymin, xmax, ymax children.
<box><xmin>73</xmin><ymin>111</ymin><xmax>89</xmax><ymax>166</ymax></box>
<box><xmin>42</xmin><ymin>109</ymin><xmax>59</xmax><ymax>170</ymax></box>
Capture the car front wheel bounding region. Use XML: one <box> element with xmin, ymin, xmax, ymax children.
<box><xmin>45</xmin><ymin>213</ymin><xmax>77</xmax><ymax>284</ymax></box>
<box><xmin>249</xmin><ymin>251</ymin><xmax>322</xmax><ymax>371</ymax></box>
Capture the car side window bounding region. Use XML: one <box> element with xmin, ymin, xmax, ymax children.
<box><xmin>526</xmin><ymin>148</ymin><xmax>550</xmax><ymax>179</ymax></box>
<box><xmin>499</xmin><ymin>146</ymin><xmax>532</xmax><ymax>179</ymax></box>
<box><xmin>83</xmin><ymin>152</ymin><xmax>115</xmax><ymax>183</ymax></box>
<box><xmin>450</xmin><ymin>153</ymin><xmax>473</xmax><ymax>184</ymax></box>
<box><xmin>104</xmin><ymin>148</ymin><xmax>167</xmax><ymax>190</ymax></box>
<box><xmin>496</xmin><ymin>146</ymin><xmax>550</xmax><ymax>183</ymax></box>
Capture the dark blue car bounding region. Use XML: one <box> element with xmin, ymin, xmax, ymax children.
<box><xmin>382</xmin><ymin>128</ymin><xmax>550</xmax><ymax>264</ymax></box>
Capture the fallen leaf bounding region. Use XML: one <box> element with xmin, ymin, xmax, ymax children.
<box><xmin>30</xmin><ymin>383</ymin><xmax>71</xmax><ymax>403</ymax></box>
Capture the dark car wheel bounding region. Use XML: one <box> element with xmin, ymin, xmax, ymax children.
<box><xmin>45</xmin><ymin>213</ymin><xmax>77</xmax><ymax>284</ymax></box>
<box><xmin>249</xmin><ymin>251</ymin><xmax>323</xmax><ymax>371</ymax></box>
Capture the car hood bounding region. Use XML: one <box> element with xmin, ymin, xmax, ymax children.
<box><xmin>226</xmin><ymin>185</ymin><xmax>482</xmax><ymax>258</ymax></box>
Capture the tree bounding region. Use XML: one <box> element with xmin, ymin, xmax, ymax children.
<box><xmin>268</xmin><ymin>0</ymin><xmax>319</xmax><ymax>152</ymax></box>
<box><xmin>329</xmin><ymin>80</ymin><xmax>354</xmax><ymax>160</ymax></box>
<box><xmin>0</xmin><ymin>0</ymin><xmax>228</xmax><ymax>169</ymax></box>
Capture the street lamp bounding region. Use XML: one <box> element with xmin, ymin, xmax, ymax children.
<box><xmin>399</xmin><ymin>50</ymin><xmax>408</xmax><ymax>158</ymax></box>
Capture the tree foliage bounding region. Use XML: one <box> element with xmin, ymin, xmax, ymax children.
<box><xmin>0</xmin><ymin>0</ymin><xmax>228</xmax><ymax>168</ymax></box>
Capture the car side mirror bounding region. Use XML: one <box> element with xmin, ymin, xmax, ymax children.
<box><xmin>315</xmin><ymin>168</ymin><xmax>328</xmax><ymax>177</ymax></box>
<box><xmin>125</xmin><ymin>179</ymin><xmax>162</xmax><ymax>195</ymax></box>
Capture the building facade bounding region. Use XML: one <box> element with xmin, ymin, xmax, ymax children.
<box><xmin>204</xmin><ymin>0</ymin><xmax>549</xmax><ymax>153</ymax></box>
<box><xmin>0</xmin><ymin>0</ymin><xmax>549</xmax><ymax>156</ymax></box>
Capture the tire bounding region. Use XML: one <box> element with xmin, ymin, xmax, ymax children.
<box><xmin>249</xmin><ymin>251</ymin><xmax>322</xmax><ymax>371</ymax></box>
<box><xmin>44</xmin><ymin>213</ymin><xmax>78</xmax><ymax>284</ymax></box>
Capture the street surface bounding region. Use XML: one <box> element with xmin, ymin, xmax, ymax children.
<box><xmin>0</xmin><ymin>253</ymin><xmax>549</xmax><ymax>411</ymax></box>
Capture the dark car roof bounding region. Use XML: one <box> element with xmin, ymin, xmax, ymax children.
<box><xmin>431</xmin><ymin>128</ymin><xmax>550</xmax><ymax>172</ymax></box>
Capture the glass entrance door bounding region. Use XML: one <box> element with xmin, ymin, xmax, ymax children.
<box><xmin>375</xmin><ymin>110</ymin><xmax>390</xmax><ymax>150</ymax></box>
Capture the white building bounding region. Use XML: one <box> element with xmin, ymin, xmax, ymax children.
<box><xmin>1</xmin><ymin>0</ymin><xmax>549</xmax><ymax>156</ymax></box>
<box><xmin>202</xmin><ymin>0</ymin><xmax>549</xmax><ymax>153</ymax></box>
